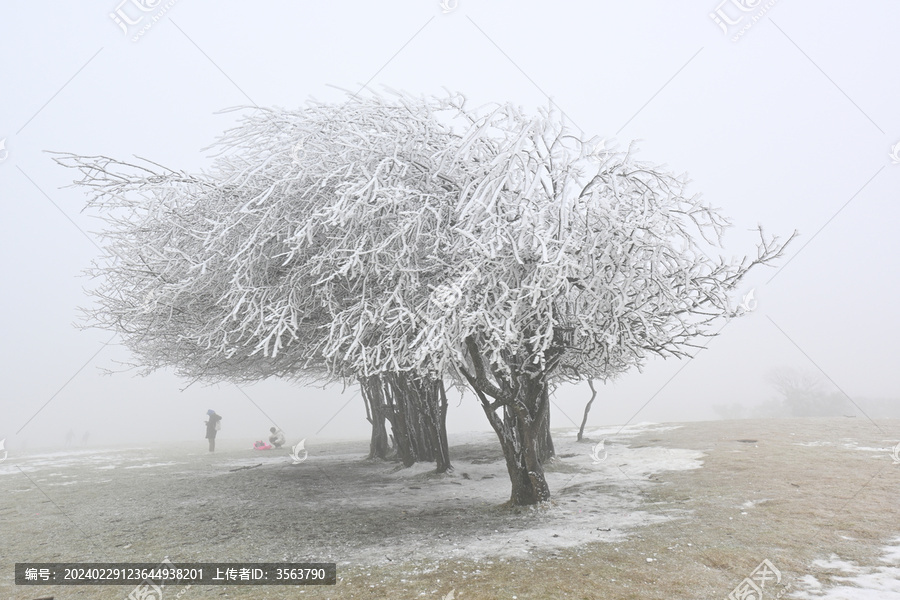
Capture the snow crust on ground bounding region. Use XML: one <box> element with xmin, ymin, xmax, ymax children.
<box><xmin>791</xmin><ymin>439</ymin><xmax>897</xmax><ymax>454</ymax></box>
<box><xmin>3</xmin><ymin>423</ymin><xmax>703</xmax><ymax>566</ymax></box>
<box><xmin>332</xmin><ymin>424</ymin><xmax>705</xmax><ymax>564</ymax></box>
<box><xmin>789</xmin><ymin>538</ymin><xmax>900</xmax><ymax>600</ymax></box>
<box><xmin>0</xmin><ymin>447</ymin><xmax>156</xmax><ymax>473</ymax></box>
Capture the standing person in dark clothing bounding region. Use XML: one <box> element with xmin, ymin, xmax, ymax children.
<box><xmin>205</xmin><ymin>409</ymin><xmax>222</xmax><ymax>452</ymax></box>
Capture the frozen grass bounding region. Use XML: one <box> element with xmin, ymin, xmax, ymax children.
<box><xmin>1</xmin><ymin>417</ymin><xmax>898</xmax><ymax>599</ymax></box>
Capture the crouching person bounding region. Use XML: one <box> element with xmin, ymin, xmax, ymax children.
<box><xmin>269</xmin><ymin>427</ymin><xmax>286</xmax><ymax>448</ymax></box>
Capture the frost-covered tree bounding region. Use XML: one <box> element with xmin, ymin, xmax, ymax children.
<box><xmin>60</xmin><ymin>90</ymin><xmax>793</xmax><ymax>505</ymax></box>
<box><xmin>354</xmin><ymin>99</ymin><xmax>794</xmax><ymax>505</ymax></box>
<box><xmin>57</xmin><ymin>93</ymin><xmax>473</xmax><ymax>472</ymax></box>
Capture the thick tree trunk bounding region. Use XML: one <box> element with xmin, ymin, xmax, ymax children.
<box><xmin>390</xmin><ymin>372</ymin><xmax>452</xmax><ymax>472</ymax></box>
<box><xmin>461</xmin><ymin>337</ymin><xmax>554</xmax><ymax>505</ymax></box>
<box><xmin>360</xmin><ymin>376</ymin><xmax>391</xmax><ymax>460</ymax></box>
<box><xmin>434</xmin><ymin>383</ymin><xmax>452</xmax><ymax>473</ymax></box>
<box><xmin>477</xmin><ymin>391</ymin><xmax>551</xmax><ymax>506</ymax></box>
<box><xmin>410</xmin><ymin>375</ymin><xmax>451</xmax><ymax>473</ymax></box>
<box><xmin>382</xmin><ymin>374</ymin><xmax>417</xmax><ymax>467</ymax></box>
<box><xmin>361</xmin><ymin>373</ymin><xmax>452</xmax><ymax>472</ymax></box>
<box><xmin>500</xmin><ymin>405</ymin><xmax>551</xmax><ymax>505</ymax></box>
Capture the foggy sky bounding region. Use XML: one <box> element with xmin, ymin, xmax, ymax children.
<box><xmin>1</xmin><ymin>1</ymin><xmax>898</xmax><ymax>451</ymax></box>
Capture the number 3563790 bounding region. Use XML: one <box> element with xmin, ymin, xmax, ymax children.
<box><xmin>275</xmin><ymin>568</ymin><xmax>326</xmax><ymax>580</ymax></box>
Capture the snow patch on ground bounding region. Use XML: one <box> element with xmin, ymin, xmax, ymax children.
<box><xmin>0</xmin><ymin>447</ymin><xmax>159</xmax><ymax>475</ymax></box>
<box><xmin>791</xmin><ymin>439</ymin><xmax>896</xmax><ymax>457</ymax></box>
<box><xmin>344</xmin><ymin>425</ymin><xmax>704</xmax><ymax>564</ymax></box>
<box><xmin>741</xmin><ymin>498</ymin><xmax>774</xmax><ymax>509</ymax></box>
<box><xmin>790</xmin><ymin>538</ymin><xmax>900</xmax><ymax>599</ymax></box>
<box><xmin>847</xmin><ymin>445</ymin><xmax>893</xmax><ymax>453</ymax></box>
<box><xmin>2</xmin><ymin>424</ymin><xmax>704</xmax><ymax>567</ymax></box>
<box><xmin>574</xmin><ymin>421</ymin><xmax>683</xmax><ymax>440</ymax></box>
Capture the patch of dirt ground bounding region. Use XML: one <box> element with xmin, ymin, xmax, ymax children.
<box><xmin>1</xmin><ymin>417</ymin><xmax>899</xmax><ymax>599</ymax></box>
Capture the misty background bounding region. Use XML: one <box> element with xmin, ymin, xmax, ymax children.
<box><xmin>1</xmin><ymin>1</ymin><xmax>898</xmax><ymax>451</ymax></box>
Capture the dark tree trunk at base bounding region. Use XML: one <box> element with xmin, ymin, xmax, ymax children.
<box><xmin>461</xmin><ymin>336</ymin><xmax>556</xmax><ymax>506</ymax></box>
<box><xmin>360</xmin><ymin>373</ymin><xmax>452</xmax><ymax>472</ymax></box>
<box><xmin>535</xmin><ymin>385</ymin><xmax>555</xmax><ymax>462</ymax></box>
<box><xmin>434</xmin><ymin>384</ymin><xmax>452</xmax><ymax>473</ymax></box>
<box><xmin>361</xmin><ymin>376</ymin><xmax>391</xmax><ymax>460</ymax></box>
<box><xmin>493</xmin><ymin>409</ymin><xmax>551</xmax><ymax>505</ymax></box>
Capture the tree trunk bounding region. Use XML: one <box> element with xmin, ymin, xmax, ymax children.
<box><xmin>434</xmin><ymin>383</ymin><xmax>452</xmax><ymax>473</ymax></box>
<box><xmin>390</xmin><ymin>372</ymin><xmax>452</xmax><ymax>473</ymax></box>
<box><xmin>461</xmin><ymin>337</ymin><xmax>553</xmax><ymax>505</ymax></box>
<box><xmin>535</xmin><ymin>385</ymin><xmax>555</xmax><ymax>462</ymax></box>
<box><xmin>360</xmin><ymin>376</ymin><xmax>391</xmax><ymax>459</ymax></box>
<box><xmin>478</xmin><ymin>388</ymin><xmax>551</xmax><ymax>506</ymax></box>
<box><xmin>577</xmin><ymin>379</ymin><xmax>597</xmax><ymax>442</ymax></box>
<box><xmin>362</xmin><ymin>373</ymin><xmax>452</xmax><ymax>472</ymax></box>
<box><xmin>382</xmin><ymin>374</ymin><xmax>417</xmax><ymax>467</ymax></box>
<box><xmin>412</xmin><ymin>375</ymin><xmax>452</xmax><ymax>473</ymax></box>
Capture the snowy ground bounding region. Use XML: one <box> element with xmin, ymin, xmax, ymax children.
<box><xmin>1</xmin><ymin>417</ymin><xmax>899</xmax><ymax>599</ymax></box>
<box><xmin>789</xmin><ymin>538</ymin><xmax>900</xmax><ymax>600</ymax></box>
